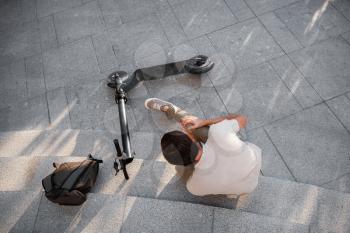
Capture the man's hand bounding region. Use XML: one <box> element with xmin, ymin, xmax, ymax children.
<box><xmin>181</xmin><ymin>118</ymin><xmax>208</xmax><ymax>130</ymax></box>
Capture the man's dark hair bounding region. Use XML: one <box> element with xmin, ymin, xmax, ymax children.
<box><xmin>161</xmin><ymin>131</ymin><xmax>199</xmax><ymax>166</ymax></box>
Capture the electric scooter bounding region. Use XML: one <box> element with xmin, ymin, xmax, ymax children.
<box><xmin>107</xmin><ymin>55</ymin><xmax>214</xmax><ymax>180</ymax></box>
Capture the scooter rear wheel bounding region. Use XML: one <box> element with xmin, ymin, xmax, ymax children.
<box><xmin>184</xmin><ymin>55</ymin><xmax>214</xmax><ymax>74</ymax></box>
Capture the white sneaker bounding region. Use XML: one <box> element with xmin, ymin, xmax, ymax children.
<box><xmin>144</xmin><ymin>98</ymin><xmax>178</xmax><ymax>112</ymax></box>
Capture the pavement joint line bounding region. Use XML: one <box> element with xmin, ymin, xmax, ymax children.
<box><xmin>45</xmin><ymin>91</ymin><xmax>52</xmax><ymax>125</ymax></box>
<box><xmin>222</xmin><ymin>0</ymin><xmax>239</xmax><ymax>22</ymax></box>
<box><xmin>330</xmin><ymin>0</ymin><xmax>350</xmax><ymax>25</ymax></box>
<box><xmin>247</xmin><ymin>101</ymin><xmax>325</xmax><ymax>132</ymax></box>
<box><xmin>162</xmin><ymin>0</ymin><xmax>189</xmax><ymax>44</ymax></box>
<box><xmin>346</xmin><ymin>92</ymin><xmax>350</xmax><ymax>101</ymax></box>
<box><xmin>36</xmin><ymin>0</ymin><xmax>85</xmax><ymax>19</ymax></box>
<box><xmin>242</xmin><ymin>0</ymin><xmax>291</xmax><ymax>60</ymax></box>
<box><xmin>324</xmin><ymin>100</ymin><xmax>350</xmax><ymax>136</ymax></box>
<box><xmin>210</xmin><ymin>207</ymin><xmax>215</xmax><ymax>233</ymax></box>
<box><xmin>262</xmin><ymin>127</ymin><xmax>298</xmax><ymax>182</ymax></box>
<box><xmin>119</xmin><ymin>195</ymin><xmax>128</xmax><ymax>233</ymax></box>
<box><xmin>50</xmin><ymin>14</ymin><xmax>59</xmax><ymax>50</ymax></box>
<box><xmin>283</xmin><ymin>38</ymin><xmax>350</xmax><ymax>108</ymax></box>
<box><xmin>90</xmin><ymin>35</ymin><xmax>102</xmax><ymax>74</ymax></box>
<box><xmin>96</xmin><ymin>0</ymin><xmax>110</xmax><ymax>29</ymax></box>
<box><xmin>63</xmin><ymin>86</ymin><xmax>73</xmax><ymax>128</ymax></box>
<box><xmin>340</xmin><ymin>33</ymin><xmax>350</xmax><ymax>47</ymax></box>
<box><xmin>24</xmin><ymin>57</ymin><xmax>29</xmax><ymax>98</ymax></box>
<box><xmin>267</xmin><ymin>60</ymin><xmax>304</xmax><ymax>109</ymax></box>
<box><xmin>31</xmin><ymin>191</ymin><xmax>44</xmax><ymax>233</ymax></box>
<box><xmin>199</xmin><ymin>34</ymin><xmax>232</xmax><ymax>115</ymax></box>
<box><xmin>153</xmin><ymin>9</ymin><xmax>173</xmax><ymax>48</ymax></box>
<box><xmin>320</xmin><ymin>171</ymin><xmax>350</xmax><ymax>187</ymax></box>
<box><xmin>283</xmin><ymin>49</ymin><xmax>324</xmax><ymax>102</ymax></box>
<box><xmin>271</xmin><ymin>4</ymin><xmax>306</xmax><ymax>50</ymax></box>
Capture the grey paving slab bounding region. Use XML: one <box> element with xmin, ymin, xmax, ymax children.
<box><xmin>342</xmin><ymin>30</ymin><xmax>350</xmax><ymax>43</ymax></box>
<box><xmin>289</xmin><ymin>37</ymin><xmax>350</xmax><ymax>100</ymax></box>
<box><xmin>33</xmin><ymin>193</ymin><xmax>125</xmax><ymax>233</ymax></box>
<box><xmin>172</xmin><ymin>0</ymin><xmax>237</xmax><ymax>39</ymax></box>
<box><xmin>0</xmin><ymin>60</ymin><xmax>27</xmax><ymax>108</ymax></box>
<box><xmin>214</xmin><ymin>208</ymin><xmax>308</xmax><ymax>233</ymax></box>
<box><xmin>322</xmin><ymin>172</ymin><xmax>350</xmax><ymax>193</ymax></box>
<box><xmin>43</xmin><ymin>37</ymin><xmax>100</xmax><ymax>90</ymax></box>
<box><xmin>265</xmin><ymin>103</ymin><xmax>350</xmax><ymax>185</ymax></box>
<box><xmin>0</xmin><ymin>0</ymin><xmax>37</xmax><ymax>32</ymax></box>
<box><xmin>0</xmin><ymin>129</ymin><xmax>117</xmax><ymax>158</ymax></box>
<box><xmin>145</xmin><ymin>72</ymin><xmax>207</xmax><ymax>100</ymax></box>
<box><xmin>167</xmin><ymin>0</ymin><xmax>186</xmax><ymax>6</ymax></box>
<box><xmin>0</xmin><ymin>94</ymin><xmax>49</xmax><ymax>131</ymax></box>
<box><xmin>326</xmin><ymin>94</ymin><xmax>350</xmax><ymax>132</ymax></box>
<box><xmin>97</xmin><ymin>0</ymin><xmax>122</xmax><ymax>28</ymax></box>
<box><xmin>130</xmin><ymin>40</ymin><xmax>200</xmax><ymax>70</ymax></box>
<box><xmin>333</xmin><ymin>0</ymin><xmax>350</xmax><ymax>21</ymax></box>
<box><xmin>274</xmin><ymin>0</ymin><xmax>350</xmax><ymax>46</ymax></box>
<box><xmin>208</xmin><ymin>18</ymin><xmax>284</xmax><ymax>71</ymax></box>
<box><xmin>189</xmin><ymin>35</ymin><xmax>217</xmax><ymax>56</ymax></box>
<box><xmin>104</xmin><ymin>15</ymin><xmax>170</xmax><ymax>67</ymax></box>
<box><xmin>188</xmin><ymin>36</ymin><xmax>238</xmax><ymax>86</ymax></box>
<box><xmin>0</xmin><ymin>54</ymin><xmax>45</xmax><ymax>108</ymax></box>
<box><xmin>116</xmin><ymin>0</ymin><xmax>158</xmax><ymax>23</ymax></box>
<box><xmin>131</xmin><ymin>131</ymin><xmax>162</xmax><ymax>160</ymax></box>
<box><xmin>245</xmin><ymin>0</ymin><xmax>299</xmax><ymax>15</ymax></box>
<box><xmin>54</xmin><ymin>1</ymin><xmax>106</xmax><ymax>45</ymax></box>
<box><xmin>259</xmin><ymin>12</ymin><xmax>303</xmax><ymax>53</ymax></box>
<box><xmin>269</xmin><ymin>55</ymin><xmax>322</xmax><ymax>108</ymax></box>
<box><xmin>25</xmin><ymin>54</ymin><xmax>46</xmax><ymax>98</ymax></box>
<box><xmin>36</xmin><ymin>0</ymin><xmax>82</xmax><ymax>17</ymax></box>
<box><xmin>65</xmin><ymin>79</ymin><xmax>137</xmax><ymax>133</ymax></box>
<box><xmin>0</xmin><ymin>156</ymin><xmax>81</xmax><ymax>191</ymax></box>
<box><xmin>155</xmin><ymin>3</ymin><xmax>187</xmax><ymax>46</ymax></box>
<box><xmin>38</xmin><ymin>15</ymin><xmax>58</xmax><ymax>51</ymax></box>
<box><xmin>237</xmin><ymin>176</ymin><xmax>350</xmax><ymax>233</ymax></box>
<box><xmin>47</xmin><ymin>87</ymin><xmax>72</xmax><ymax>129</ymax></box>
<box><xmin>196</xmin><ymin>86</ymin><xmax>228</xmax><ymax>119</ymax></box>
<box><xmin>247</xmin><ymin>128</ymin><xmax>294</xmax><ymax>181</ymax></box>
<box><xmin>216</xmin><ymin>63</ymin><xmax>301</xmax><ymax>130</ymax></box>
<box><xmin>224</xmin><ymin>0</ymin><xmax>255</xmax><ymax>21</ymax></box>
<box><xmin>0</xmin><ymin>191</ymin><xmax>41</xmax><ymax>233</ymax></box>
<box><xmin>122</xmin><ymin>197</ymin><xmax>213</xmax><ymax>233</ymax></box>
<box><xmin>92</xmin><ymin>33</ymin><xmax>118</xmax><ymax>72</ymax></box>
<box><xmin>0</xmin><ymin>20</ymin><xmax>41</xmax><ymax>65</ymax></box>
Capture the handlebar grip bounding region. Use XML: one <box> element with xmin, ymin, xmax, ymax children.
<box><xmin>113</xmin><ymin>139</ymin><xmax>123</xmax><ymax>157</ymax></box>
<box><xmin>122</xmin><ymin>167</ymin><xmax>129</xmax><ymax>180</ymax></box>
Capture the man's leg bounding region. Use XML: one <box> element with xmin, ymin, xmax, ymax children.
<box><xmin>145</xmin><ymin>98</ymin><xmax>209</xmax><ymax>143</ymax></box>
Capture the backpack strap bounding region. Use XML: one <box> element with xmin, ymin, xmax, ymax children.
<box><xmin>88</xmin><ymin>154</ymin><xmax>103</xmax><ymax>163</ymax></box>
<box><xmin>61</xmin><ymin>159</ymin><xmax>93</xmax><ymax>190</ymax></box>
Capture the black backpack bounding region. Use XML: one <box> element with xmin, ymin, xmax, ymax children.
<box><xmin>42</xmin><ymin>155</ymin><xmax>103</xmax><ymax>205</ymax></box>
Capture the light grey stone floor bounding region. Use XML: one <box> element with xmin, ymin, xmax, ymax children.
<box><xmin>1</xmin><ymin>0</ymin><xmax>350</xmax><ymax>232</ymax></box>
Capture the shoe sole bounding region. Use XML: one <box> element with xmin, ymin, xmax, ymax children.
<box><xmin>144</xmin><ymin>98</ymin><xmax>173</xmax><ymax>110</ymax></box>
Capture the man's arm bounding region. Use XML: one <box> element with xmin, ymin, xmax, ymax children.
<box><xmin>182</xmin><ymin>114</ymin><xmax>247</xmax><ymax>130</ymax></box>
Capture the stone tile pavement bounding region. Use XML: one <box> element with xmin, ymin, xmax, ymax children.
<box><xmin>0</xmin><ymin>0</ymin><xmax>350</xmax><ymax>231</ymax></box>
<box><xmin>0</xmin><ymin>0</ymin><xmax>349</xmax><ymax>190</ymax></box>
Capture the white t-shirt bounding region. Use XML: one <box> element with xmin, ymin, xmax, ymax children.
<box><xmin>186</xmin><ymin>119</ymin><xmax>262</xmax><ymax>196</ymax></box>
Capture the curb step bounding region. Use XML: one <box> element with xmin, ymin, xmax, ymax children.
<box><xmin>0</xmin><ymin>191</ymin><xmax>309</xmax><ymax>233</ymax></box>
<box><xmin>0</xmin><ymin>128</ymin><xmax>163</xmax><ymax>161</ymax></box>
<box><xmin>237</xmin><ymin>176</ymin><xmax>350</xmax><ymax>232</ymax></box>
<box><xmin>0</xmin><ymin>129</ymin><xmax>117</xmax><ymax>158</ymax></box>
<box><xmin>0</xmin><ymin>157</ymin><xmax>236</xmax><ymax>209</ymax></box>
<box><xmin>1</xmin><ymin>156</ymin><xmax>350</xmax><ymax>232</ymax></box>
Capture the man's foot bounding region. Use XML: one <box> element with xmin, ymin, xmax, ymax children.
<box><xmin>144</xmin><ymin>98</ymin><xmax>179</xmax><ymax>113</ymax></box>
